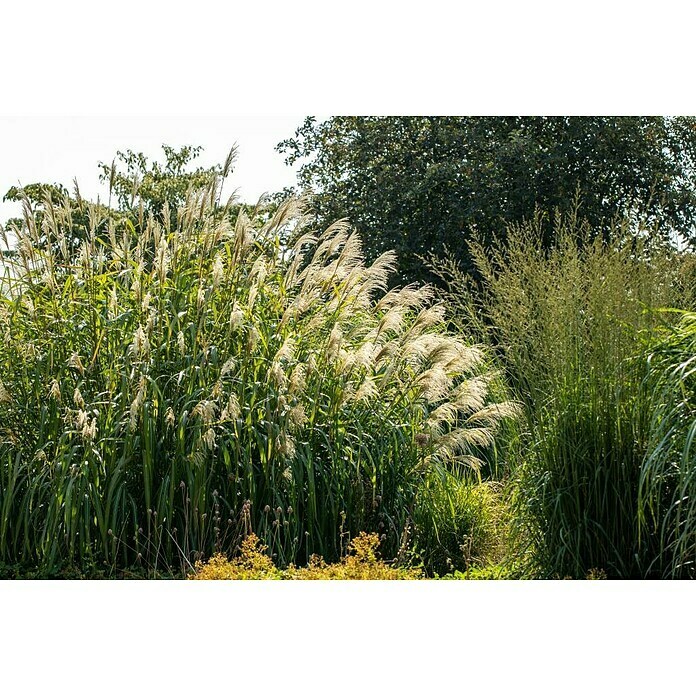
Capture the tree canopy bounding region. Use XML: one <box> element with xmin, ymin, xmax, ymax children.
<box><xmin>2</xmin><ymin>145</ymin><xmax>241</xmax><ymax>257</ymax></box>
<box><xmin>278</xmin><ymin>116</ymin><xmax>696</xmax><ymax>284</ymax></box>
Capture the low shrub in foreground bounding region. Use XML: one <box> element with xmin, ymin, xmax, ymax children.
<box><xmin>189</xmin><ymin>532</ymin><xmax>422</xmax><ymax>580</ymax></box>
<box><xmin>0</xmin><ymin>178</ymin><xmax>516</xmax><ymax>574</ymax></box>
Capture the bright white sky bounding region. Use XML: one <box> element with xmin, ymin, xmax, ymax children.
<box><xmin>0</xmin><ymin>114</ymin><xmax>319</xmax><ymax>222</ymax></box>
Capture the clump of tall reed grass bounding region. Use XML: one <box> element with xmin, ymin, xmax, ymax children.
<box><xmin>435</xmin><ymin>212</ymin><xmax>690</xmax><ymax>578</ymax></box>
<box><xmin>639</xmin><ymin>311</ymin><xmax>696</xmax><ymax>578</ymax></box>
<box><xmin>0</xmin><ymin>175</ymin><xmax>515</xmax><ymax>575</ymax></box>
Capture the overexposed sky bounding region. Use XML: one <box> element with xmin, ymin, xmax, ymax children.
<box><xmin>0</xmin><ymin>114</ymin><xmax>317</xmax><ymax>221</ymax></box>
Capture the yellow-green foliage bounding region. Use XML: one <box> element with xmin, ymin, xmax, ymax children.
<box><xmin>189</xmin><ymin>534</ymin><xmax>282</xmax><ymax>580</ymax></box>
<box><xmin>412</xmin><ymin>473</ymin><xmax>510</xmax><ymax>576</ymax></box>
<box><xmin>189</xmin><ymin>532</ymin><xmax>421</xmax><ymax>580</ymax></box>
<box><xmin>287</xmin><ymin>532</ymin><xmax>422</xmax><ymax>579</ymax></box>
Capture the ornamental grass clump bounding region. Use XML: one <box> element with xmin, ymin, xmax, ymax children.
<box><xmin>0</xmin><ymin>174</ymin><xmax>515</xmax><ymax>574</ymax></box>
<box><xmin>411</xmin><ymin>473</ymin><xmax>508</xmax><ymax>577</ymax></box>
<box><xmin>639</xmin><ymin>311</ymin><xmax>696</xmax><ymax>578</ymax></box>
<box><xmin>435</xmin><ymin>212</ymin><xmax>689</xmax><ymax>578</ymax></box>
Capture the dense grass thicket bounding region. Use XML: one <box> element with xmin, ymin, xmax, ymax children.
<box><xmin>0</xmin><ymin>182</ymin><xmax>516</xmax><ymax>576</ymax></box>
<box><xmin>1</xmin><ymin>156</ymin><xmax>695</xmax><ymax>580</ymax></box>
<box><xmin>639</xmin><ymin>312</ymin><xmax>696</xmax><ymax>578</ymax></box>
<box><xmin>437</xmin><ymin>214</ymin><xmax>695</xmax><ymax>578</ymax></box>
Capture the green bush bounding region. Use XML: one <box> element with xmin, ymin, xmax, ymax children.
<box><xmin>411</xmin><ymin>471</ymin><xmax>508</xmax><ymax>576</ymax></box>
<box><xmin>0</xmin><ymin>180</ymin><xmax>515</xmax><ymax>575</ymax></box>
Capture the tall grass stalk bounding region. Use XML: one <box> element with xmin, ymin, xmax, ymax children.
<box><xmin>639</xmin><ymin>311</ymin><xmax>696</xmax><ymax>578</ymax></box>
<box><xmin>0</xmin><ymin>179</ymin><xmax>515</xmax><ymax>574</ymax></box>
<box><xmin>435</xmin><ymin>212</ymin><xmax>689</xmax><ymax>577</ymax></box>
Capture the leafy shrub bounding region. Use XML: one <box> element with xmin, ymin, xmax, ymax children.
<box><xmin>0</xmin><ymin>178</ymin><xmax>515</xmax><ymax>574</ymax></box>
<box><xmin>189</xmin><ymin>534</ymin><xmax>282</xmax><ymax>580</ymax></box>
<box><xmin>287</xmin><ymin>532</ymin><xmax>422</xmax><ymax>579</ymax></box>
<box><xmin>189</xmin><ymin>532</ymin><xmax>421</xmax><ymax>580</ymax></box>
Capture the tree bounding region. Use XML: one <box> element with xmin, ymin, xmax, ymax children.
<box><xmin>278</xmin><ymin>117</ymin><xmax>696</xmax><ymax>285</ymax></box>
<box><xmin>97</xmin><ymin>144</ymin><xmax>231</xmax><ymax>220</ymax></box>
<box><xmin>2</xmin><ymin>145</ymin><xmax>242</xmax><ymax>257</ymax></box>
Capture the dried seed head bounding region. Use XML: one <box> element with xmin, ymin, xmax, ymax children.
<box><xmin>0</xmin><ymin>380</ymin><xmax>11</xmax><ymax>404</ymax></box>
<box><xmin>68</xmin><ymin>352</ymin><xmax>85</xmax><ymax>375</ymax></box>
<box><xmin>354</xmin><ymin>376</ymin><xmax>378</xmax><ymax>403</ymax></box>
<box><xmin>177</xmin><ymin>331</ymin><xmax>186</xmax><ymax>357</ymax></box>
<box><xmin>288</xmin><ymin>403</ymin><xmax>307</xmax><ymax>431</ymax></box>
<box><xmin>268</xmin><ymin>361</ymin><xmax>286</xmax><ymax>389</ymax></box>
<box><xmin>229</xmin><ymin>305</ymin><xmax>244</xmax><ymax>330</ymax></box>
<box><xmin>193</xmin><ymin>399</ymin><xmax>217</xmax><ymax>426</ymax></box>
<box><xmin>154</xmin><ymin>236</ymin><xmax>170</xmax><ymax>283</ymax></box>
<box><xmin>221</xmin><ymin>392</ymin><xmax>241</xmax><ymax>422</ymax></box>
<box><xmin>275</xmin><ymin>336</ymin><xmax>295</xmax><ymax>363</ymax></box>
<box><xmin>73</xmin><ymin>387</ymin><xmax>86</xmax><ymax>410</ymax></box>
<box><xmin>247</xmin><ymin>325</ymin><xmax>260</xmax><ymax>352</ymax></box>
<box><xmin>212</xmin><ymin>252</ymin><xmax>225</xmax><ymax>288</ymax></box>
<box><xmin>278</xmin><ymin>434</ymin><xmax>296</xmax><ymax>459</ymax></box>
<box><xmin>326</xmin><ymin>325</ymin><xmax>342</xmax><ymax>360</ymax></box>
<box><xmin>220</xmin><ymin>356</ymin><xmax>236</xmax><ymax>376</ymax></box>
<box><xmin>49</xmin><ymin>379</ymin><xmax>62</xmax><ymax>402</ymax></box>
<box><xmin>130</xmin><ymin>325</ymin><xmax>150</xmax><ymax>359</ymax></box>
<box><xmin>203</xmin><ymin>427</ymin><xmax>216</xmax><ymax>450</ymax></box>
<box><xmin>288</xmin><ymin>364</ymin><xmax>306</xmax><ymax>395</ymax></box>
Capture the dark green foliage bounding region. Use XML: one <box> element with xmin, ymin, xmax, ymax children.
<box><xmin>279</xmin><ymin>116</ymin><xmax>696</xmax><ymax>285</ymax></box>
<box><xmin>639</xmin><ymin>312</ymin><xmax>696</xmax><ymax>578</ymax></box>
<box><xmin>97</xmin><ymin>144</ymin><xmax>228</xmax><ymax>220</ymax></box>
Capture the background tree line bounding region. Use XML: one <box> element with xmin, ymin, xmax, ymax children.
<box><xmin>5</xmin><ymin>116</ymin><xmax>696</xmax><ymax>289</ymax></box>
<box><xmin>277</xmin><ymin>116</ymin><xmax>696</xmax><ymax>285</ymax></box>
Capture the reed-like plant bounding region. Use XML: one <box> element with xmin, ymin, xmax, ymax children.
<box><xmin>410</xmin><ymin>471</ymin><xmax>507</xmax><ymax>576</ymax></box>
<box><xmin>435</xmin><ymin>212</ymin><xmax>690</xmax><ymax>577</ymax></box>
<box><xmin>0</xmin><ymin>177</ymin><xmax>515</xmax><ymax>574</ymax></box>
<box><xmin>639</xmin><ymin>311</ymin><xmax>696</xmax><ymax>578</ymax></box>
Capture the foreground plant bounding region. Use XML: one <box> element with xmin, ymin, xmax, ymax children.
<box><xmin>189</xmin><ymin>532</ymin><xmax>421</xmax><ymax>580</ymax></box>
<box><xmin>0</xmin><ymin>175</ymin><xmax>515</xmax><ymax>574</ymax></box>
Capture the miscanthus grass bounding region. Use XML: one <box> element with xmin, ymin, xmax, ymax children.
<box><xmin>0</xmin><ymin>180</ymin><xmax>515</xmax><ymax>574</ymax></box>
